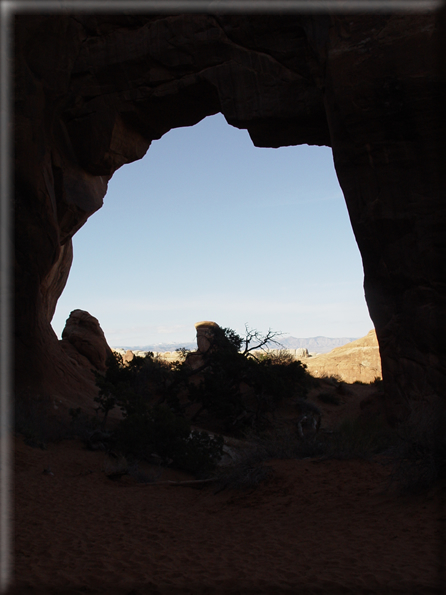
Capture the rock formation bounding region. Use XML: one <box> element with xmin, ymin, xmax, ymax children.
<box><xmin>60</xmin><ymin>309</ymin><xmax>113</xmax><ymax>373</ymax></box>
<box><xmin>195</xmin><ymin>321</ymin><xmax>220</xmax><ymax>353</ymax></box>
<box><xmin>303</xmin><ymin>329</ymin><xmax>382</xmax><ymax>384</ymax></box>
<box><xmin>16</xmin><ymin>310</ymin><xmax>112</xmax><ymax>414</ymax></box>
<box><xmin>184</xmin><ymin>321</ymin><xmax>221</xmax><ymax>371</ymax></box>
<box><xmin>13</xmin><ymin>11</ymin><xmax>445</xmax><ymax>417</ymax></box>
<box><xmin>53</xmin><ymin>310</ymin><xmax>113</xmax><ymax>412</ymax></box>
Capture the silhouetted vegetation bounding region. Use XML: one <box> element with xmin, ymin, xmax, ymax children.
<box><xmin>213</xmin><ymin>446</ymin><xmax>275</xmax><ymax>493</ymax></box>
<box><xmin>15</xmin><ymin>325</ymin><xmax>446</xmax><ymax>495</ymax></box>
<box><xmin>91</xmin><ymin>353</ymin><xmax>224</xmax><ymax>477</ymax></box>
<box><xmin>14</xmin><ymin>393</ymin><xmax>85</xmax><ymax>448</ymax></box>
<box><xmin>386</xmin><ymin>400</ymin><xmax>446</xmax><ymax>494</ymax></box>
<box><xmin>111</xmin><ymin>405</ymin><xmax>224</xmax><ymax>477</ymax></box>
<box><xmin>176</xmin><ymin>326</ymin><xmax>311</xmax><ymax>434</ymax></box>
<box><xmin>88</xmin><ymin>325</ymin><xmax>314</xmax><ymax>477</ymax></box>
<box><xmin>317</xmin><ymin>392</ymin><xmax>341</xmax><ymax>406</ymax></box>
<box><xmin>322</xmin><ymin>416</ymin><xmax>398</xmax><ymax>461</ymax></box>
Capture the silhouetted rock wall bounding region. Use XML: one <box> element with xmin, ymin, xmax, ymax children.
<box><xmin>14</xmin><ymin>12</ymin><xmax>445</xmax><ymax>415</ymax></box>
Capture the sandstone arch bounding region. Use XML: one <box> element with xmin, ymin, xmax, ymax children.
<box><xmin>13</xmin><ymin>11</ymin><xmax>445</xmax><ymax>414</ymax></box>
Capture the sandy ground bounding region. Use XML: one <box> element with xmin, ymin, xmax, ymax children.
<box><xmin>9</xmin><ymin>427</ymin><xmax>446</xmax><ymax>595</ymax></box>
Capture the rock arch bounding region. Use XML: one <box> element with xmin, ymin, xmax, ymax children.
<box><xmin>13</xmin><ymin>12</ymin><xmax>445</xmax><ymax>414</ymax></box>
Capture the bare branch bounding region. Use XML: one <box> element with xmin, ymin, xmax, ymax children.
<box><xmin>241</xmin><ymin>326</ymin><xmax>285</xmax><ymax>355</ymax></box>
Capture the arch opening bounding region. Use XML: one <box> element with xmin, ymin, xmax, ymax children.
<box><xmin>51</xmin><ymin>113</ymin><xmax>373</xmax><ymax>351</ymax></box>
<box><xmin>13</xmin><ymin>12</ymin><xmax>444</xmax><ymax>415</ymax></box>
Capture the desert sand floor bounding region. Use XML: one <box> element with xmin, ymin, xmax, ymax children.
<box><xmin>9</xmin><ymin>433</ymin><xmax>446</xmax><ymax>595</ymax></box>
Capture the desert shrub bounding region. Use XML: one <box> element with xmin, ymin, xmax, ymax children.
<box><xmin>213</xmin><ymin>411</ymin><xmax>400</xmax><ymax>492</ymax></box>
<box><xmin>102</xmin><ymin>451</ymin><xmax>129</xmax><ymax>479</ymax></box>
<box><xmin>175</xmin><ymin>347</ymin><xmax>191</xmax><ymax>361</ymax></box>
<box><xmin>127</xmin><ymin>461</ymin><xmax>162</xmax><ymax>484</ymax></box>
<box><xmin>179</xmin><ymin>326</ymin><xmax>311</xmax><ymax>434</ymax></box>
<box><xmin>93</xmin><ymin>353</ymin><xmax>225</xmax><ymax>477</ymax></box>
<box><xmin>255</xmin><ymin>350</ymin><xmax>295</xmax><ymax>366</ymax></box>
<box><xmin>317</xmin><ymin>392</ymin><xmax>341</xmax><ymax>406</ymax></box>
<box><xmin>252</xmin><ymin>357</ymin><xmax>310</xmax><ymax>404</ymax></box>
<box><xmin>68</xmin><ymin>407</ymin><xmax>101</xmax><ymax>441</ymax></box>
<box><xmin>93</xmin><ymin>327</ymin><xmax>311</xmax><ymax>474</ymax></box>
<box><xmin>211</xmin><ymin>325</ymin><xmax>244</xmax><ymax>352</ymax></box>
<box><xmin>319</xmin><ymin>374</ymin><xmax>343</xmax><ymax>386</ymax></box>
<box><xmin>93</xmin><ymin>351</ymin><xmax>183</xmax><ymax>429</ymax></box>
<box><xmin>15</xmin><ymin>393</ymin><xmax>104</xmax><ymax>449</ymax></box>
<box><xmin>213</xmin><ymin>446</ymin><xmax>274</xmax><ymax>492</ymax></box>
<box><xmin>113</xmin><ymin>405</ymin><xmax>190</xmax><ymax>459</ymax></box>
<box><xmin>248</xmin><ymin>425</ymin><xmax>327</xmax><ymax>460</ymax></box>
<box><xmin>213</xmin><ymin>423</ymin><xmax>327</xmax><ymax>492</ymax></box>
<box><xmin>93</xmin><ymin>352</ymin><xmax>136</xmax><ymax>428</ymax></box>
<box><xmin>387</xmin><ymin>401</ymin><xmax>446</xmax><ymax>494</ymax></box>
<box><xmin>172</xmin><ymin>429</ymin><xmax>225</xmax><ymax>478</ymax></box>
<box><xmin>185</xmin><ymin>350</ymin><xmax>249</xmax><ymax>428</ymax></box>
<box><xmin>15</xmin><ymin>394</ymin><xmax>74</xmax><ymax>447</ymax></box>
<box><xmin>324</xmin><ymin>416</ymin><xmax>397</xmax><ymax>460</ymax></box>
<box><xmin>110</xmin><ymin>404</ymin><xmax>224</xmax><ymax>477</ymax></box>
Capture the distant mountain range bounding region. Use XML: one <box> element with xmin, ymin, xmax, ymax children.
<box><xmin>279</xmin><ymin>336</ymin><xmax>359</xmax><ymax>353</ymax></box>
<box><xmin>115</xmin><ymin>342</ymin><xmax>198</xmax><ymax>353</ymax></box>
<box><xmin>113</xmin><ymin>335</ymin><xmax>360</xmax><ymax>354</ymax></box>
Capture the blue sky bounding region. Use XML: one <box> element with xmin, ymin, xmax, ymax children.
<box><xmin>51</xmin><ymin>113</ymin><xmax>373</xmax><ymax>348</ymax></box>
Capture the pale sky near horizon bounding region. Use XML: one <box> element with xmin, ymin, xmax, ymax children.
<box><xmin>51</xmin><ymin>113</ymin><xmax>374</xmax><ymax>348</ymax></box>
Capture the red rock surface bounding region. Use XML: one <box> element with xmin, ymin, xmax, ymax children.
<box><xmin>304</xmin><ymin>329</ymin><xmax>382</xmax><ymax>384</ymax></box>
<box><xmin>60</xmin><ymin>309</ymin><xmax>113</xmax><ymax>374</ymax></box>
<box><xmin>13</xmin><ymin>13</ymin><xmax>446</xmax><ymax>415</ymax></box>
<box><xmin>11</xmin><ymin>433</ymin><xmax>445</xmax><ymax>594</ymax></box>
